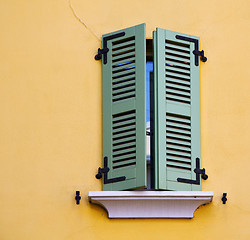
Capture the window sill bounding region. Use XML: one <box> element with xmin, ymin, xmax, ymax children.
<box><xmin>88</xmin><ymin>191</ymin><xmax>213</xmax><ymax>218</ymax></box>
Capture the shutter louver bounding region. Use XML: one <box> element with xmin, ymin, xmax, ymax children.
<box><xmin>102</xmin><ymin>24</ymin><xmax>146</xmax><ymax>191</ymax></box>
<box><xmin>154</xmin><ymin>28</ymin><xmax>201</xmax><ymax>191</ymax></box>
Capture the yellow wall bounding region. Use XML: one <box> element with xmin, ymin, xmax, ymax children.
<box><xmin>0</xmin><ymin>0</ymin><xmax>250</xmax><ymax>239</ymax></box>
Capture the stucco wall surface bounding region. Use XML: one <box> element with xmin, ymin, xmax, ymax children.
<box><xmin>0</xmin><ymin>0</ymin><xmax>249</xmax><ymax>239</ymax></box>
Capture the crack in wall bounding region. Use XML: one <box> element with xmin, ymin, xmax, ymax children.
<box><xmin>68</xmin><ymin>0</ymin><xmax>101</xmax><ymax>41</ymax></box>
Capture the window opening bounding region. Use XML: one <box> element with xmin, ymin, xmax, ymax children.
<box><xmin>146</xmin><ymin>39</ymin><xmax>154</xmax><ymax>189</ymax></box>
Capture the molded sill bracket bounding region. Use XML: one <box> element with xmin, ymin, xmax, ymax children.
<box><xmin>88</xmin><ymin>191</ymin><xmax>213</xmax><ymax>218</ymax></box>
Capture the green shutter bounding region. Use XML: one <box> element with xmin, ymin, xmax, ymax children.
<box><xmin>102</xmin><ymin>24</ymin><xmax>146</xmax><ymax>191</ymax></box>
<box><xmin>153</xmin><ymin>28</ymin><xmax>201</xmax><ymax>191</ymax></box>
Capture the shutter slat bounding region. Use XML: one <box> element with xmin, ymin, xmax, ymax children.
<box><xmin>113</xmin><ymin>136</ymin><xmax>136</xmax><ymax>145</ymax></box>
<box><xmin>166</xmin><ymin>127</ymin><xmax>191</xmax><ymax>135</ymax></box>
<box><xmin>165</xmin><ymin>55</ymin><xmax>190</xmax><ymax>64</ymax></box>
<box><xmin>165</xmin><ymin>53</ymin><xmax>190</xmax><ymax>62</ymax></box>
<box><xmin>166</xmin><ymin>95</ymin><xmax>191</xmax><ymax>104</ymax></box>
<box><xmin>165</xmin><ymin>41</ymin><xmax>190</xmax><ymax>51</ymax></box>
<box><xmin>112</xmin><ymin>62</ymin><xmax>135</xmax><ymax>72</ymax></box>
<box><xmin>166</xmin><ymin>149</ymin><xmax>191</xmax><ymax>158</ymax></box>
<box><xmin>112</xmin><ymin>111</ymin><xmax>136</xmax><ymax>125</ymax></box>
<box><xmin>112</xmin><ymin>68</ymin><xmax>135</xmax><ymax>78</ymax></box>
<box><xmin>113</xmin><ymin>142</ymin><xmax>136</xmax><ymax>151</ymax></box>
<box><xmin>112</xmin><ymin>147</ymin><xmax>136</xmax><ymax>158</ymax></box>
<box><xmin>112</xmin><ymin>81</ymin><xmax>136</xmax><ymax>90</ymax></box>
<box><xmin>113</xmin><ymin>38</ymin><xmax>135</xmax><ymax>49</ymax></box>
<box><xmin>166</xmin><ymin>132</ymin><xmax>191</xmax><ymax>141</ymax></box>
<box><xmin>112</xmin><ymin>110</ymin><xmax>136</xmax><ymax>121</ymax></box>
<box><xmin>165</xmin><ymin>59</ymin><xmax>191</xmax><ymax>68</ymax></box>
<box><xmin>166</xmin><ymin>161</ymin><xmax>191</xmax><ymax>169</ymax></box>
<box><xmin>112</xmin><ymin>73</ymin><xmax>136</xmax><ymax>83</ymax></box>
<box><xmin>166</xmin><ymin>77</ymin><xmax>190</xmax><ymax>86</ymax></box>
<box><xmin>111</xmin><ymin>51</ymin><xmax>135</xmax><ymax>61</ymax></box>
<box><xmin>166</xmin><ymin>88</ymin><xmax>190</xmax><ymax>97</ymax></box>
<box><xmin>165</xmin><ymin>48</ymin><xmax>190</xmax><ymax>58</ymax></box>
<box><xmin>113</xmin><ymin>93</ymin><xmax>136</xmax><ymax>102</ymax></box>
<box><xmin>112</xmin><ymin>45</ymin><xmax>136</xmax><ymax>56</ymax></box>
<box><xmin>166</xmin><ymin>143</ymin><xmax>191</xmax><ymax>152</ymax></box>
<box><xmin>166</xmin><ymin>71</ymin><xmax>190</xmax><ymax>80</ymax></box>
<box><xmin>166</xmin><ymin>121</ymin><xmax>191</xmax><ymax>130</ymax></box>
<box><xmin>112</xmin><ymin>117</ymin><xmax>136</xmax><ymax>127</ymax></box>
<box><xmin>166</xmin><ymin>82</ymin><xmax>190</xmax><ymax>91</ymax></box>
<box><xmin>113</xmin><ymin>123</ymin><xmax>136</xmax><ymax>133</ymax></box>
<box><xmin>112</xmin><ymin>52</ymin><xmax>136</xmax><ymax>61</ymax></box>
<box><xmin>112</xmin><ymin>129</ymin><xmax>136</xmax><ymax>139</ymax></box>
<box><xmin>113</xmin><ymin>159</ymin><xmax>137</xmax><ymax>169</ymax></box>
<box><xmin>112</xmin><ymin>153</ymin><xmax>136</xmax><ymax>163</ymax></box>
<box><xmin>166</xmin><ymin>139</ymin><xmax>191</xmax><ymax>147</ymax></box>
<box><xmin>112</xmin><ymin>55</ymin><xmax>135</xmax><ymax>65</ymax></box>
<box><xmin>113</xmin><ymin>125</ymin><xmax>136</xmax><ymax>134</ymax></box>
<box><xmin>166</xmin><ymin>66</ymin><xmax>190</xmax><ymax>75</ymax></box>
<box><xmin>166</xmin><ymin>154</ymin><xmax>191</xmax><ymax>163</ymax></box>
<box><xmin>112</xmin><ymin>85</ymin><xmax>136</xmax><ymax>95</ymax></box>
<box><xmin>112</xmin><ymin>78</ymin><xmax>135</xmax><ymax>87</ymax></box>
<box><xmin>166</xmin><ymin>114</ymin><xmax>191</xmax><ymax>124</ymax></box>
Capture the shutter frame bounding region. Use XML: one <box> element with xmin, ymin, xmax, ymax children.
<box><xmin>153</xmin><ymin>28</ymin><xmax>201</xmax><ymax>191</ymax></box>
<box><xmin>102</xmin><ymin>24</ymin><xmax>146</xmax><ymax>191</ymax></box>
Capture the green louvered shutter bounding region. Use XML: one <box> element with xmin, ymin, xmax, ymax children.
<box><xmin>153</xmin><ymin>28</ymin><xmax>201</xmax><ymax>191</ymax></box>
<box><xmin>102</xmin><ymin>24</ymin><xmax>146</xmax><ymax>191</ymax></box>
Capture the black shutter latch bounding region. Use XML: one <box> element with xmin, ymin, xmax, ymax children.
<box><xmin>221</xmin><ymin>193</ymin><xmax>227</xmax><ymax>204</ymax></box>
<box><xmin>75</xmin><ymin>191</ymin><xmax>81</xmax><ymax>205</ymax></box>
<box><xmin>95</xmin><ymin>163</ymin><xmax>110</xmax><ymax>179</ymax></box>
<box><xmin>192</xmin><ymin>50</ymin><xmax>207</xmax><ymax>63</ymax></box>
<box><xmin>94</xmin><ymin>48</ymin><xmax>109</xmax><ymax>61</ymax></box>
<box><xmin>194</xmin><ymin>165</ymin><xmax>208</xmax><ymax>180</ymax></box>
<box><xmin>96</xmin><ymin>156</ymin><xmax>126</xmax><ymax>184</ymax></box>
<box><xmin>177</xmin><ymin>158</ymin><xmax>208</xmax><ymax>185</ymax></box>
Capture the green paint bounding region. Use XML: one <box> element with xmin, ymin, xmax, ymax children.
<box><xmin>153</xmin><ymin>28</ymin><xmax>201</xmax><ymax>191</ymax></box>
<box><xmin>102</xmin><ymin>24</ymin><xmax>146</xmax><ymax>191</ymax></box>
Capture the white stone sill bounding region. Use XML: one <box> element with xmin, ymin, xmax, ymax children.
<box><xmin>88</xmin><ymin>191</ymin><xmax>213</xmax><ymax>218</ymax></box>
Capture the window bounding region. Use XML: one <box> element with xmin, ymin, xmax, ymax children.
<box><xmin>100</xmin><ymin>23</ymin><xmax>202</xmax><ymax>191</ymax></box>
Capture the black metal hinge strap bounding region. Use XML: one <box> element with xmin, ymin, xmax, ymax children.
<box><xmin>175</xmin><ymin>35</ymin><xmax>207</xmax><ymax>66</ymax></box>
<box><xmin>95</xmin><ymin>156</ymin><xmax>126</xmax><ymax>184</ymax></box>
<box><xmin>177</xmin><ymin>158</ymin><xmax>208</xmax><ymax>185</ymax></box>
<box><xmin>95</xmin><ymin>32</ymin><xmax>125</xmax><ymax>64</ymax></box>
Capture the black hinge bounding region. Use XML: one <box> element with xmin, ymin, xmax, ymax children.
<box><xmin>177</xmin><ymin>158</ymin><xmax>208</xmax><ymax>185</ymax></box>
<box><xmin>175</xmin><ymin>35</ymin><xmax>207</xmax><ymax>66</ymax></box>
<box><xmin>95</xmin><ymin>32</ymin><xmax>125</xmax><ymax>64</ymax></box>
<box><xmin>96</xmin><ymin>156</ymin><xmax>126</xmax><ymax>184</ymax></box>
